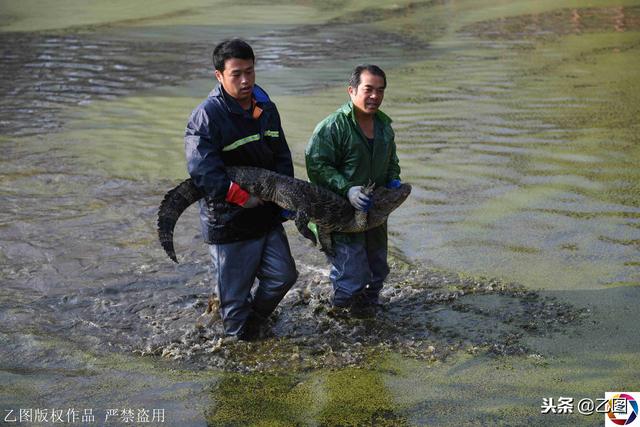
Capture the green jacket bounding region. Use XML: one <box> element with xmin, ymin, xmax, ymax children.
<box><xmin>305</xmin><ymin>101</ymin><xmax>401</xmax><ymax>246</ymax></box>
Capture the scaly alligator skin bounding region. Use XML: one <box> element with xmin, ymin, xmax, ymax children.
<box><xmin>158</xmin><ymin>166</ymin><xmax>411</xmax><ymax>262</ymax></box>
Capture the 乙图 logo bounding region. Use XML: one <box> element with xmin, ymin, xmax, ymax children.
<box><xmin>605</xmin><ymin>392</ymin><xmax>639</xmax><ymax>426</ymax></box>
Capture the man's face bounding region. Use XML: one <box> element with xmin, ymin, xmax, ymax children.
<box><xmin>348</xmin><ymin>71</ymin><xmax>385</xmax><ymax>115</ymax></box>
<box><xmin>215</xmin><ymin>58</ymin><xmax>255</xmax><ymax>104</ymax></box>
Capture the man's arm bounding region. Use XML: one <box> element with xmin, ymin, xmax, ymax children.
<box><xmin>305</xmin><ymin>120</ymin><xmax>351</xmax><ymax>196</ymax></box>
<box><xmin>184</xmin><ymin>105</ymin><xmax>230</xmax><ymax>201</ymax></box>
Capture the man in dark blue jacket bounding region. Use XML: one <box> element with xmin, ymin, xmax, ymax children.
<box><xmin>184</xmin><ymin>39</ymin><xmax>298</xmax><ymax>340</ymax></box>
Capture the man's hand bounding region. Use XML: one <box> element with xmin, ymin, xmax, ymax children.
<box><xmin>347</xmin><ymin>186</ymin><xmax>372</xmax><ymax>211</ymax></box>
<box><xmin>226</xmin><ymin>181</ymin><xmax>263</xmax><ymax>208</ymax></box>
<box><xmin>241</xmin><ymin>195</ymin><xmax>263</xmax><ymax>209</ymax></box>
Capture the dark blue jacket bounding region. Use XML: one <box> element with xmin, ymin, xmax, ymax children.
<box><xmin>184</xmin><ymin>84</ymin><xmax>294</xmax><ymax>243</ymax></box>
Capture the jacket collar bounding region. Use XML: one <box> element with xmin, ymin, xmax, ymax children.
<box><xmin>339</xmin><ymin>101</ymin><xmax>392</xmax><ymax>125</ymax></box>
<box><xmin>209</xmin><ymin>84</ymin><xmax>271</xmax><ymax>117</ymax></box>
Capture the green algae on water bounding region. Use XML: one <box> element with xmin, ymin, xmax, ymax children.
<box><xmin>207</xmin><ymin>367</ymin><xmax>410</xmax><ymax>426</ymax></box>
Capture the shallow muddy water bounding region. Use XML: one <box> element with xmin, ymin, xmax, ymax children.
<box><xmin>1</xmin><ymin>0</ymin><xmax>639</xmax><ymax>425</ymax></box>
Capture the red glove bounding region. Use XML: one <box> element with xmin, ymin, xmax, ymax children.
<box><xmin>225</xmin><ymin>182</ymin><xmax>250</xmax><ymax>206</ymax></box>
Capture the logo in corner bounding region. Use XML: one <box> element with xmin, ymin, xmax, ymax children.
<box><xmin>606</xmin><ymin>392</ymin><xmax>639</xmax><ymax>426</ymax></box>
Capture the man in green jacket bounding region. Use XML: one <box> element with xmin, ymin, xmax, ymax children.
<box><xmin>305</xmin><ymin>64</ymin><xmax>401</xmax><ymax>316</ymax></box>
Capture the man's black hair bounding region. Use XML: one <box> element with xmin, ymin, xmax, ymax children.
<box><xmin>213</xmin><ymin>39</ymin><xmax>255</xmax><ymax>72</ymax></box>
<box><xmin>348</xmin><ymin>64</ymin><xmax>387</xmax><ymax>89</ymax></box>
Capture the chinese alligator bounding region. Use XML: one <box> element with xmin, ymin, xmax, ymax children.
<box><xmin>157</xmin><ymin>166</ymin><xmax>411</xmax><ymax>262</ymax></box>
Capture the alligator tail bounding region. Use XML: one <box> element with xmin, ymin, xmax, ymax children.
<box><xmin>157</xmin><ymin>178</ymin><xmax>204</xmax><ymax>263</ymax></box>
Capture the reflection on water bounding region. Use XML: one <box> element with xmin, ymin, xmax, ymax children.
<box><xmin>0</xmin><ymin>32</ymin><xmax>207</xmax><ymax>136</ymax></box>
<box><xmin>1</xmin><ymin>0</ymin><xmax>640</xmax><ymax>424</ymax></box>
<box><xmin>0</xmin><ymin>23</ymin><xmax>427</xmax><ymax>137</ymax></box>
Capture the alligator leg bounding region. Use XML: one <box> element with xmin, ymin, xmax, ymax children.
<box><xmin>362</xmin><ymin>181</ymin><xmax>376</xmax><ymax>196</ymax></box>
<box><xmin>318</xmin><ymin>227</ymin><xmax>334</xmax><ymax>256</ymax></box>
<box><xmin>294</xmin><ymin>211</ymin><xmax>317</xmax><ymax>246</ymax></box>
